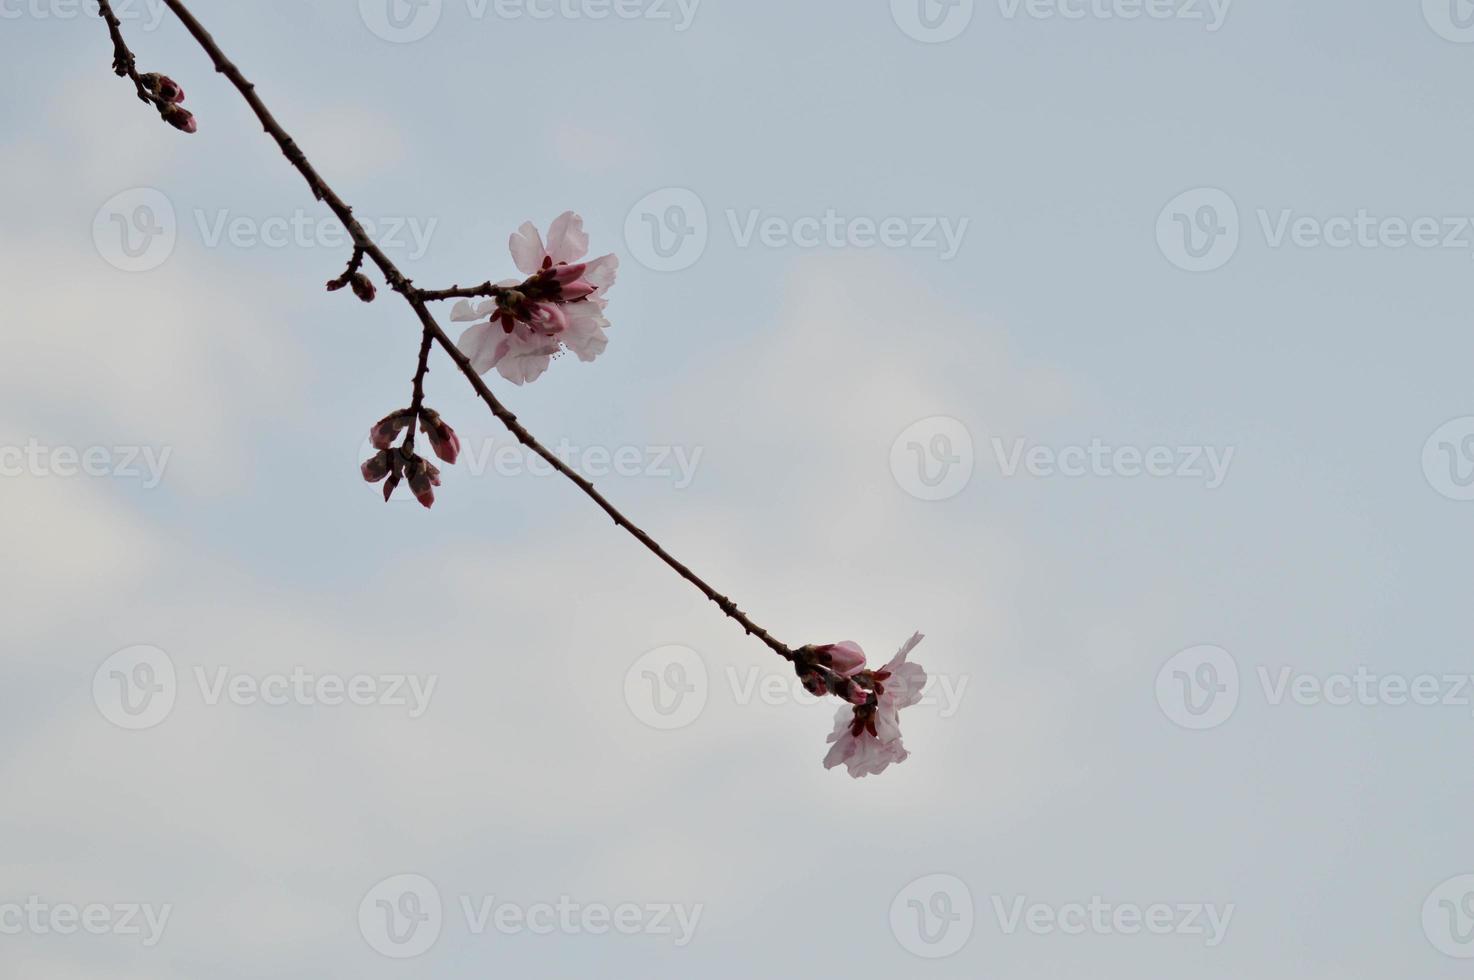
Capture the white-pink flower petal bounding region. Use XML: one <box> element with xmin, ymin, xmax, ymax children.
<box><xmin>544</xmin><ymin>211</ymin><xmax>591</xmax><ymax>266</ymax></box>
<box><xmin>509</xmin><ymin>221</ymin><xmax>547</xmax><ymax>276</ymax></box>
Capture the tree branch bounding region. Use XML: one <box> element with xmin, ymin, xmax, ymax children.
<box><xmin>99</xmin><ymin>0</ymin><xmax>829</xmax><ymax>674</ymax></box>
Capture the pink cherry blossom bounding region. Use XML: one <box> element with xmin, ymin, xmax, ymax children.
<box><xmin>453</xmin><ymin>211</ymin><xmax>618</xmax><ymax>386</ymax></box>
<box><xmin>823</xmin><ymin>633</ymin><xmax>927</xmax><ymax>778</ymax></box>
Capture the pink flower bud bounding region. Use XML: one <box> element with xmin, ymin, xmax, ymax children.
<box><xmin>817</xmin><ymin>641</ymin><xmax>867</xmax><ymax>676</ymax></box>
<box><xmin>140</xmin><ymin>73</ymin><xmax>185</xmax><ymax>103</ymax></box>
<box><xmin>797</xmin><ymin>669</ymin><xmax>827</xmax><ymax>698</ymax></box>
<box><xmin>528</xmin><ymin>300</ymin><xmax>568</xmax><ymax>337</ymax></box>
<box><xmin>350</xmin><ymin>273</ymin><xmax>376</xmax><ymax>303</ymax></box>
<box><xmin>550</xmin><ymin>263</ymin><xmax>588</xmax><ymax>285</ymax></box>
<box><xmin>160</xmin><ymin>103</ymin><xmax>197</xmax><ymax>134</ymax></box>
<box><xmin>361</xmin><ymin>449</ymin><xmax>393</xmax><ymax>483</ymax></box>
<box><xmin>841</xmin><ymin>680</ymin><xmax>872</xmax><ymax>706</ymax></box>
<box><xmin>370</xmin><ymin>410</ymin><xmax>413</xmax><ymax>450</ymax></box>
<box><xmin>420</xmin><ymin>410</ymin><xmax>461</xmax><ymax>465</ymax></box>
<box><xmin>405</xmin><ymin>455</ymin><xmax>441</xmax><ymax>510</ymax></box>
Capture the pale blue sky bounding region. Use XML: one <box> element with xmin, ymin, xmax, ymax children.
<box><xmin>3</xmin><ymin>1</ymin><xmax>1474</xmax><ymax>977</ymax></box>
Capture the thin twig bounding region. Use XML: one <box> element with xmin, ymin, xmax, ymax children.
<box><xmin>97</xmin><ymin>0</ymin><xmax>151</xmax><ymax>101</ymax></box>
<box><xmin>325</xmin><ymin>245</ymin><xmax>366</xmax><ymax>292</ymax></box>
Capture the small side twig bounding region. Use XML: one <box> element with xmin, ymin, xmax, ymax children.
<box><xmin>96</xmin><ymin>0</ymin><xmax>197</xmax><ymax>132</ymax></box>
<box><xmin>326</xmin><ymin>246</ymin><xmax>375</xmax><ymax>302</ymax></box>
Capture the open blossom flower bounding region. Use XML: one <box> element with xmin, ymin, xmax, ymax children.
<box><xmin>823</xmin><ymin>633</ymin><xmax>927</xmax><ymax>778</ymax></box>
<box><xmin>453</xmin><ymin>211</ymin><xmax>618</xmax><ymax>386</ymax></box>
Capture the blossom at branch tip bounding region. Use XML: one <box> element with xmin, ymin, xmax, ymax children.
<box><xmin>823</xmin><ymin>633</ymin><xmax>927</xmax><ymax>778</ymax></box>
<box><xmin>453</xmin><ymin>211</ymin><xmax>618</xmax><ymax>386</ymax></box>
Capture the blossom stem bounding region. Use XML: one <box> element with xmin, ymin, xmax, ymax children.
<box><xmin>99</xmin><ymin>0</ymin><xmax>802</xmax><ymax>666</ymax></box>
<box><xmin>403</xmin><ymin>325</ymin><xmax>435</xmax><ymax>453</ymax></box>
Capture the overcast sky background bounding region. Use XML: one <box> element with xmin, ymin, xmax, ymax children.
<box><xmin>3</xmin><ymin>0</ymin><xmax>1474</xmax><ymax>976</ymax></box>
